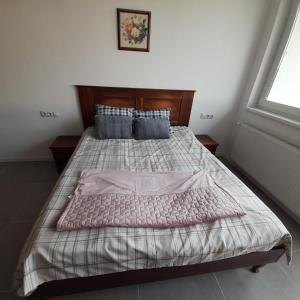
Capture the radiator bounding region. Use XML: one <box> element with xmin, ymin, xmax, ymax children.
<box><xmin>231</xmin><ymin>123</ymin><xmax>300</xmax><ymax>221</ymax></box>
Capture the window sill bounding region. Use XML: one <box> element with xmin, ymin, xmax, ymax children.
<box><xmin>246</xmin><ymin>106</ymin><xmax>300</xmax><ymax>129</ymax></box>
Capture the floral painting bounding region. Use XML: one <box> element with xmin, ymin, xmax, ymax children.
<box><xmin>117</xmin><ymin>9</ymin><xmax>151</xmax><ymax>52</ymax></box>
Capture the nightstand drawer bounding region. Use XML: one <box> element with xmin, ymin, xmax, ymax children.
<box><xmin>49</xmin><ymin>136</ymin><xmax>81</xmax><ymax>173</ymax></box>
<box><xmin>203</xmin><ymin>144</ymin><xmax>218</xmax><ymax>154</ymax></box>
<box><xmin>195</xmin><ymin>135</ymin><xmax>219</xmax><ymax>155</ymax></box>
<box><xmin>51</xmin><ymin>148</ymin><xmax>75</xmax><ymax>160</ymax></box>
<box><xmin>51</xmin><ymin>149</ymin><xmax>75</xmax><ymax>173</ymax></box>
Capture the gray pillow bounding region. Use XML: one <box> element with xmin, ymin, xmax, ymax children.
<box><xmin>95</xmin><ymin>115</ymin><xmax>133</xmax><ymax>139</ymax></box>
<box><xmin>134</xmin><ymin>118</ymin><xmax>170</xmax><ymax>140</ymax></box>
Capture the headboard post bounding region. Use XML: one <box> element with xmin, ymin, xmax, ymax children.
<box><xmin>77</xmin><ymin>86</ymin><xmax>95</xmax><ymax>129</ymax></box>
<box><xmin>76</xmin><ymin>86</ymin><xmax>195</xmax><ymax>129</ymax></box>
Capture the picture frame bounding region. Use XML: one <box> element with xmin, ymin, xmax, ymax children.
<box><xmin>117</xmin><ymin>8</ymin><xmax>151</xmax><ymax>52</ymax></box>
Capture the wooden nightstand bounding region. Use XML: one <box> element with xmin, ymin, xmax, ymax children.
<box><xmin>49</xmin><ymin>136</ymin><xmax>81</xmax><ymax>173</ymax></box>
<box><xmin>195</xmin><ymin>135</ymin><xmax>219</xmax><ymax>154</ymax></box>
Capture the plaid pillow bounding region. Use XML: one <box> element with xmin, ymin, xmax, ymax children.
<box><xmin>134</xmin><ymin>108</ymin><xmax>171</xmax><ymax>119</ymax></box>
<box><xmin>134</xmin><ymin>109</ymin><xmax>173</xmax><ymax>133</ymax></box>
<box><xmin>96</xmin><ymin>104</ymin><xmax>134</xmax><ymax>117</ymax></box>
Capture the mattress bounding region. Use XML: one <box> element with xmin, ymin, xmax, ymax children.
<box><xmin>14</xmin><ymin>127</ymin><xmax>292</xmax><ymax>296</ymax></box>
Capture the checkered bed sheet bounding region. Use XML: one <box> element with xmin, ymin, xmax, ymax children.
<box><xmin>14</xmin><ymin>127</ymin><xmax>292</xmax><ymax>297</ymax></box>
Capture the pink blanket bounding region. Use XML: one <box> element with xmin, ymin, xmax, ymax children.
<box><xmin>57</xmin><ymin>171</ymin><xmax>245</xmax><ymax>230</ymax></box>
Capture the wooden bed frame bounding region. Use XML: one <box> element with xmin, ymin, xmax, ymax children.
<box><xmin>32</xmin><ymin>85</ymin><xmax>286</xmax><ymax>297</ymax></box>
<box><xmin>76</xmin><ymin>85</ymin><xmax>195</xmax><ymax>128</ymax></box>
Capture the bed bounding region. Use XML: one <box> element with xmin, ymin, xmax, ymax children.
<box><xmin>14</xmin><ymin>86</ymin><xmax>291</xmax><ymax>297</ymax></box>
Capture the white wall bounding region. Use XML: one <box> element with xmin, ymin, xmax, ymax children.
<box><xmin>230</xmin><ymin>0</ymin><xmax>300</xmax><ymax>221</ymax></box>
<box><xmin>0</xmin><ymin>0</ymin><xmax>270</xmax><ymax>161</ymax></box>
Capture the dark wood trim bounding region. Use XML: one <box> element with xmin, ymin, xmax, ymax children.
<box><xmin>49</xmin><ymin>136</ymin><xmax>81</xmax><ymax>150</ymax></box>
<box><xmin>117</xmin><ymin>8</ymin><xmax>151</xmax><ymax>52</ymax></box>
<box><xmin>76</xmin><ymin>85</ymin><xmax>195</xmax><ymax>129</ymax></box>
<box><xmin>31</xmin><ymin>246</ymin><xmax>285</xmax><ymax>297</ymax></box>
<box><xmin>195</xmin><ymin>135</ymin><xmax>219</xmax><ymax>154</ymax></box>
<box><xmin>76</xmin><ymin>85</ymin><xmax>196</xmax><ymax>93</ymax></box>
<box><xmin>49</xmin><ymin>136</ymin><xmax>81</xmax><ymax>173</ymax></box>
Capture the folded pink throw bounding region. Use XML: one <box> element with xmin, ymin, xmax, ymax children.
<box><xmin>57</xmin><ymin>171</ymin><xmax>245</xmax><ymax>230</ymax></box>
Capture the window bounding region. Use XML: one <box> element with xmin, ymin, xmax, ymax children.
<box><xmin>267</xmin><ymin>13</ymin><xmax>300</xmax><ymax>109</ymax></box>
<box><xmin>255</xmin><ymin>1</ymin><xmax>300</xmax><ymax>123</ymax></box>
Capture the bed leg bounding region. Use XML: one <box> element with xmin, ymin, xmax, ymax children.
<box><xmin>250</xmin><ymin>265</ymin><xmax>265</xmax><ymax>273</ymax></box>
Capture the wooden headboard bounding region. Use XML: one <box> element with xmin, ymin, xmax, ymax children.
<box><xmin>76</xmin><ymin>86</ymin><xmax>195</xmax><ymax>129</ymax></box>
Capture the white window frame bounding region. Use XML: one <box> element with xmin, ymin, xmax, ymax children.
<box><xmin>258</xmin><ymin>1</ymin><xmax>300</xmax><ymax>120</ymax></box>
<box><xmin>246</xmin><ymin>0</ymin><xmax>300</xmax><ymax>127</ymax></box>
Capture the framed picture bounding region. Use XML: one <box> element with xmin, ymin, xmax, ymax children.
<box><xmin>117</xmin><ymin>8</ymin><xmax>151</xmax><ymax>52</ymax></box>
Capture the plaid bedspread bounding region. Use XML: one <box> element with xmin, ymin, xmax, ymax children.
<box><xmin>14</xmin><ymin>127</ymin><xmax>292</xmax><ymax>296</ymax></box>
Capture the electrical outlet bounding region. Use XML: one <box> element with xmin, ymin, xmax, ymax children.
<box><xmin>40</xmin><ymin>111</ymin><xmax>60</xmax><ymax>118</ymax></box>
<box><xmin>200</xmin><ymin>113</ymin><xmax>214</xmax><ymax>119</ymax></box>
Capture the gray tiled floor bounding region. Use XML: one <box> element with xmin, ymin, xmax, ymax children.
<box><xmin>0</xmin><ymin>160</ymin><xmax>299</xmax><ymax>300</ymax></box>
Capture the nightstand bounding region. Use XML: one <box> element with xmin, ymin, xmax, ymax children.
<box><xmin>195</xmin><ymin>135</ymin><xmax>219</xmax><ymax>154</ymax></box>
<box><xmin>49</xmin><ymin>136</ymin><xmax>81</xmax><ymax>173</ymax></box>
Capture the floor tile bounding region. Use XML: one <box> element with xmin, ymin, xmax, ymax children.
<box><xmin>215</xmin><ymin>263</ymin><xmax>300</xmax><ymax>300</ymax></box>
<box><xmin>0</xmin><ymin>259</ymin><xmax>18</xmax><ymax>291</ymax></box>
<box><xmin>37</xmin><ymin>161</ymin><xmax>59</xmax><ymax>182</ymax></box>
<box><xmin>0</xmin><ymin>183</ymin><xmax>32</xmax><ymax>223</ymax></box>
<box><xmin>0</xmin><ymin>162</ymin><xmax>41</xmax><ymax>183</ymax></box>
<box><xmin>0</xmin><ymin>290</ymin><xmax>37</xmax><ymax>300</ymax></box>
<box><xmin>138</xmin><ymin>274</ymin><xmax>224</xmax><ymax>300</ymax></box>
<box><xmin>280</xmin><ymin>251</ymin><xmax>300</xmax><ymax>285</ymax></box>
<box><xmin>0</xmin><ymin>163</ymin><xmax>8</xmax><ymax>176</ymax></box>
<box><xmin>0</xmin><ymin>162</ymin><xmax>58</xmax><ymax>184</ymax></box>
<box><xmin>0</xmin><ymin>291</ymin><xmax>18</xmax><ymax>300</ymax></box>
<box><xmin>0</xmin><ymin>222</ymin><xmax>33</xmax><ymax>262</ymax></box>
<box><xmin>46</xmin><ymin>284</ymin><xmax>138</xmax><ymax>300</ymax></box>
<box><xmin>0</xmin><ymin>222</ymin><xmax>9</xmax><ymax>236</ymax></box>
<box><xmin>12</xmin><ymin>181</ymin><xmax>55</xmax><ymax>222</ymax></box>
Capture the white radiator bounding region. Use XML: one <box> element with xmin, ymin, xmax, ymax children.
<box><xmin>231</xmin><ymin>123</ymin><xmax>300</xmax><ymax>221</ymax></box>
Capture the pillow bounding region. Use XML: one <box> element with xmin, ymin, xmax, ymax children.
<box><xmin>134</xmin><ymin>108</ymin><xmax>172</xmax><ymax>133</ymax></box>
<box><xmin>134</xmin><ymin>118</ymin><xmax>170</xmax><ymax>140</ymax></box>
<box><xmin>96</xmin><ymin>104</ymin><xmax>134</xmax><ymax>117</ymax></box>
<box><xmin>133</xmin><ymin>108</ymin><xmax>171</xmax><ymax>119</ymax></box>
<box><xmin>95</xmin><ymin>115</ymin><xmax>133</xmax><ymax>139</ymax></box>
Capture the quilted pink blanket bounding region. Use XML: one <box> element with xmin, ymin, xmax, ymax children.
<box><xmin>57</xmin><ymin>171</ymin><xmax>245</xmax><ymax>230</ymax></box>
